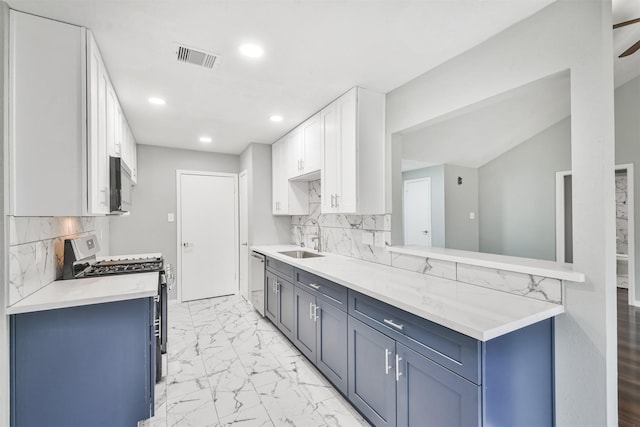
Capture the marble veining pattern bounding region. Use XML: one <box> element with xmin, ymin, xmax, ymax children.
<box><xmin>456</xmin><ymin>263</ymin><xmax>562</xmax><ymax>304</ymax></box>
<box><xmin>391</xmin><ymin>253</ymin><xmax>457</xmax><ymax>280</ymax></box>
<box><xmin>616</xmin><ymin>172</ymin><xmax>629</xmax><ymax>256</ymax></box>
<box><xmin>292</xmin><ymin>180</ymin><xmax>392</xmax><ymax>266</ymax></box>
<box><xmin>8</xmin><ymin>216</ymin><xmax>107</xmax><ymax>306</ymax></box>
<box><xmin>141</xmin><ymin>295</ymin><xmax>369</xmax><ymax>427</ymax></box>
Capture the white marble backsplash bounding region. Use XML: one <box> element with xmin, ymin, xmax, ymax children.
<box><xmin>456</xmin><ymin>264</ymin><xmax>562</xmax><ymax>304</ymax></box>
<box><xmin>291</xmin><ymin>180</ymin><xmax>392</xmax><ymax>265</ymax></box>
<box><xmin>8</xmin><ymin>216</ymin><xmax>110</xmax><ymax>306</ymax></box>
<box><xmin>391</xmin><ymin>253</ymin><xmax>457</xmax><ymax>280</ymax></box>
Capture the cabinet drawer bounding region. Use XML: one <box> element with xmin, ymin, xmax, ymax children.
<box><xmin>348</xmin><ymin>290</ymin><xmax>481</xmax><ymax>384</ymax></box>
<box><xmin>295</xmin><ymin>269</ymin><xmax>347</xmax><ymax>310</ymax></box>
<box><xmin>266</xmin><ymin>257</ymin><xmax>294</xmax><ymax>280</ymax></box>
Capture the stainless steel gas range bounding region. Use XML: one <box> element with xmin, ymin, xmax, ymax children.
<box><xmin>62</xmin><ymin>234</ymin><xmax>173</xmax><ymax>382</ymax></box>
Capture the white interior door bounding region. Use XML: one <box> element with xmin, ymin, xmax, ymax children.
<box><xmin>239</xmin><ymin>171</ymin><xmax>249</xmax><ymax>300</ymax></box>
<box><xmin>404</xmin><ymin>177</ymin><xmax>432</xmax><ymax>246</ymax></box>
<box><xmin>178</xmin><ymin>171</ymin><xmax>238</xmax><ymax>302</ymax></box>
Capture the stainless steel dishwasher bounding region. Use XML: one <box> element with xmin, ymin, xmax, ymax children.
<box><xmin>250</xmin><ymin>251</ymin><xmax>266</xmax><ymax>316</ymax></box>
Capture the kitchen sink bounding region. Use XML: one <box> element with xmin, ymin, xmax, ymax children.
<box><xmin>279</xmin><ymin>250</ymin><xmax>324</xmax><ymax>259</ymax></box>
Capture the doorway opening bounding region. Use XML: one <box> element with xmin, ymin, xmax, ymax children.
<box><xmin>556</xmin><ymin>164</ymin><xmax>636</xmax><ymax>306</ymax></box>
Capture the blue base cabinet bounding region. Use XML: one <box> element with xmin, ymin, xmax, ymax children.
<box><xmin>349</xmin><ymin>290</ymin><xmax>554</xmax><ymax>427</ymax></box>
<box><xmin>293</xmin><ymin>272</ymin><xmax>348</xmax><ymax>395</ymax></box>
<box><xmin>10</xmin><ymin>298</ymin><xmax>155</xmax><ymax>427</ymax></box>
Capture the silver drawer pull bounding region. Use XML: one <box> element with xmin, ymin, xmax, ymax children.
<box><xmin>385</xmin><ymin>348</ymin><xmax>391</xmax><ymax>375</ymax></box>
<box><xmin>308</xmin><ymin>283</ymin><xmax>321</xmax><ymax>290</ymax></box>
<box><xmin>383</xmin><ymin>318</ymin><xmax>404</xmax><ymax>331</ymax></box>
<box><xmin>395</xmin><ymin>354</ymin><xmax>403</xmax><ymax>382</ymax></box>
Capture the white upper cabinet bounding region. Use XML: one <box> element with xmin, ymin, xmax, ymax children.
<box><xmin>289</xmin><ymin>113</ymin><xmax>321</xmax><ymax>179</ymax></box>
<box><xmin>321</xmin><ymin>87</ymin><xmax>385</xmax><ymax>214</ymax></box>
<box><xmin>9</xmin><ymin>11</ymin><xmax>87</xmax><ymax>216</ymax></box>
<box><xmin>9</xmin><ymin>11</ymin><xmax>138</xmax><ymax>216</ymax></box>
<box><xmin>272</xmin><ymin>135</ymin><xmax>308</xmax><ymax>216</ymax></box>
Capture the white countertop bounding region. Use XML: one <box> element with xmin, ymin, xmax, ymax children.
<box><xmin>252</xmin><ymin>245</ymin><xmax>564</xmax><ymax>341</ymax></box>
<box><xmin>388</xmin><ymin>245</ymin><xmax>585</xmax><ymax>282</ymax></box>
<box><xmin>6</xmin><ymin>272</ymin><xmax>159</xmax><ymax>315</ymax></box>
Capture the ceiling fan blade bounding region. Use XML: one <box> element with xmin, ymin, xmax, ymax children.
<box><xmin>614</xmin><ymin>17</ymin><xmax>640</xmax><ymax>29</ymax></box>
<box><xmin>619</xmin><ymin>39</ymin><xmax>640</xmax><ymax>57</ymax></box>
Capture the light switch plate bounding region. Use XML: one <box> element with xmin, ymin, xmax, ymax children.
<box><xmin>469</xmin><ymin>212</ymin><xmax>476</xmax><ymax>220</ymax></box>
<box><xmin>374</xmin><ymin>232</ymin><xmax>386</xmax><ymax>248</ymax></box>
<box><xmin>362</xmin><ymin>232</ymin><xmax>374</xmax><ymax>245</ymax></box>
<box><xmin>168</xmin><ymin>213</ymin><xmax>175</xmax><ymax>222</ymax></box>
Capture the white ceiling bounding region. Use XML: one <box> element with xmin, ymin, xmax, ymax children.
<box><xmin>7</xmin><ymin>0</ymin><xmax>559</xmax><ymax>155</ymax></box>
<box><xmin>400</xmin><ymin>71</ymin><xmax>571</xmax><ymax>170</ymax></box>
<box><xmin>613</xmin><ymin>0</ymin><xmax>640</xmax><ymax>87</ymax></box>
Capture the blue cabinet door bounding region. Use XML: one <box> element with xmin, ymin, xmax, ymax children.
<box><xmin>348</xmin><ymin>317</ymin><xmax>397</xmax><ymax>427</ymax></box>
<box><xmin>316</xmin><ymin>299</ymin><xmax>348</xmax><ymax>395</ymax></box>
<box><xmin>294</xmin><ymin>285</ymin><xmax>317</xmax><ymax>361</ymax></box>
<box><xmin>265</xmin><ymin>271</ymin><xmax>278</xmax><ymax>323</ymax></box>
<box><xmin>11</xmin><ymin>298</ymin><xmax>154</xmax><ymax>427</ymax></box>
<box><xmin>277</xmin><ymin>277</ymin><xmax>295</xmax><ymax>339</ymax></box>
<box><xmin>396</xmin><ymin>343</ymin><xmax>480</xmax><ymax>427</ymax></box>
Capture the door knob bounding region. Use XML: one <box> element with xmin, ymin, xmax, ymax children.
<box><xmin>241</xmin><ymin>242</ymin><xmax>248</xmax><ymax>246</ymax></box>
<box><xmin>183</xmin><ymin>242</ymin><xmax>194</xmax><ymax>248</ymax></box>
<box><xmin>422</xmin><ymin>230</ymin><xmax>429</xmax><ymax>235</ymax></box>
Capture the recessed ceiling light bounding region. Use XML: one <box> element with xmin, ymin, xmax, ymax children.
<box><xmin>199</xmin><ymin>136</ymin><xmax>212</xmax><ymax>143</ymax></box>
<box><xmin>239</xmin><ymin>43</ymin><xmax>264</xmax><ymax>58</ymax></box>
<box><xmin>148</xmin><ymin>97</ymin><xmax>166</xmax><ymax>105</ymax></box>
<box><xmin>269</xmin><ymin>115</ymin><xmax>283</xmax><ymax>122</ymax></box>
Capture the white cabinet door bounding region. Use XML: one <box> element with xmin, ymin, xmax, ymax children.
<box><xmin>321</xmin><ymin>103</ymin><xmax>339</xmax><ymax>213</ymax></box>
<box><xmin>9</xmin><ymin>11</ymin><xmax>86</xmax><ymax>216</ymax></box>
<box><xmin>289</xmin><ymin>113</ymin><xmax>321</xmax><ymax>179</ymax></box>
<box><xmin>86</xmin><ymin>32</ymin><xmax>110</xmax><ymax>215</ymax></box>
<box><xmin>335</xmin><ymin>88</ymin><xmax>358</xmax><ymax>213</ymax></box>
<box><xmin>288</xmin><ymin>128</ymin><xmax>304</xmax><ymax>178</ymax></box>
<box><xmin>302</xmin><ymin>113</ymin><xmax>321</xmax><ymax>174</ymax></box>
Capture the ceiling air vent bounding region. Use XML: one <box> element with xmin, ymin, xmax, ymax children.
<box><xmin>174</xmin><ymin>44</ymin><xmax>220</xmax><ymax>70</ymax></box>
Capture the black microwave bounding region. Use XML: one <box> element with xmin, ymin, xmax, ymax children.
<box><xmin>109</xmin><ymin>156</ymin><xmax>130</xmax><ymax>214</ymax></box>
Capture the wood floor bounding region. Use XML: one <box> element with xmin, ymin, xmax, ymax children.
<box><xmin>619</xmin><ymin>288</ymin><xmax>640</xmax><ymax>426</ymax></box>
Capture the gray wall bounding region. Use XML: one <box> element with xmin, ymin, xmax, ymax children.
<box><xmin>444</xmin><ymin>165</ymin><xmax>479</xmax><ymax>251</ymax></box>
<box><xmin>402</xmin><ymin>165</ymin><xmax>445</xmax><ymax>247</ymax></box>
<box><xmin>478</xmin><ymin>117</ymin><xmax>571</xmax><ymax>261</ymax></box>
<box><xmin>615</xmin><ymin>73</ymin><xmax>640</xmax><ymax>302</ymax></box>
<box><xmin>109</xmin><ymin>144</ymin><xmax>240</xmax><ymax>299</ymax></box>
<box><xmin>239</xmin><ymin>143</ymin><xmax>290</xmax><ymax>246</ymax></box>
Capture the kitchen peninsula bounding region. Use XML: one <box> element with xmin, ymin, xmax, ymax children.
<box><xmin>253</xmin><ymin>244</ymin><xmax>582</xmax><ymax>426</ymax></box>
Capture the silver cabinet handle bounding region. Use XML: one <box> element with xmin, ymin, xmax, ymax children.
<box><xmin>313</xmin><ymin>304</ymin><xmax>319</xmax><ymax>322</ymax></box>
<box><xmin>275</xmin><ymin>282</ymin><xmax>280</xmax><ymax>294</ymax></box>
<box><xmin>334</xmin><ymin>194</ymin><xmax>339</xmax><ymax>207</ymax></box>
<box><xmin>308</xmin><ymin>283</ymin><xmax>320</xmax><ymax>290</ymax></box>
<box><xmin>309</xmin><ymin>301</ymin><xmax>314</xmax><ymax>320</ymax></box>
<box><xmin>395</xmin><ymin>354</ymin><xmax>403</xmax><ymax>382</ymax></box>
<box><xmin>384</xmin><ymin>318</ymin><xmax>404</xmax><ymax>331</ymax></box>
<box><xmin>385</xmin><ymin>348</ymin><xmax>392</xmax><ymax>375</ymax></box>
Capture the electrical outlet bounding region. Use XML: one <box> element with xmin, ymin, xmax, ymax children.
<box><xmin>362</xmin><ymin>232</ymin><xmax>374</xmax><ymax>245</ymax></box>
<box><xmin>374</xmin><ymin>232</ymin><xmax>386</xmax><ymax>248</ymax></box>
<box><xmin>168</xmin><ymin>213</ymin><xmax>175</xmax><ymax>222</ymax></box>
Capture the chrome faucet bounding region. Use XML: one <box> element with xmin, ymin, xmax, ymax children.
<box><xmin>300</xmin><ymin>217</ymin><xmax>322</xmax><ymax>252</ymax></box>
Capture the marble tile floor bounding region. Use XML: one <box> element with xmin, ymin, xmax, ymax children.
<box><xmin>141</xmin><ymin>294</ymin><xmax>370</xmax><ymax>427</ymax></box>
